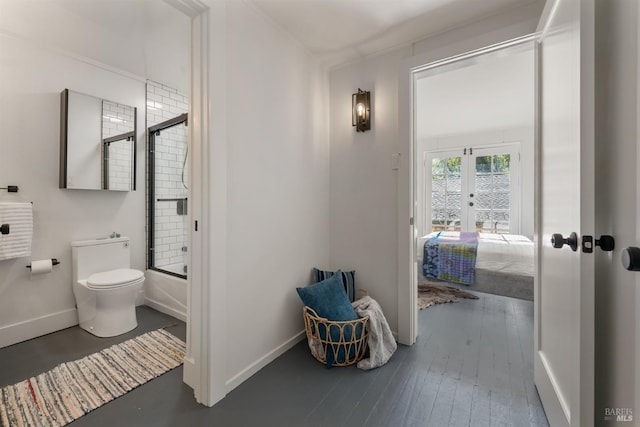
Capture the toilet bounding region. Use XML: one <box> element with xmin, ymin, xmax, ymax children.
<box><xmin>71</xmin><ymin>237</ymin><xmax>145</xmax><ymax>337</ymax></box>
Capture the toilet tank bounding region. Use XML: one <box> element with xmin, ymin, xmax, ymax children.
<box><xmin>71</xmin><ymin>237</ymin><xmax>132</xmax><ymax>283</ymax></box>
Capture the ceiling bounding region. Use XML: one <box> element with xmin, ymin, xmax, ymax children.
<box><xmin>1</xmin><ymin>0</ymin><xmax>542</xmax><ymax>73</ymax></box>
<box><xmin>416</xmin><ymin>45</ymin><xmax>534</xmax><ymax>139</ymax></box>
<box><xmin>250</xmin><ymin>0</ymin><xmax>542</xmax><ymax>68</ymax></box>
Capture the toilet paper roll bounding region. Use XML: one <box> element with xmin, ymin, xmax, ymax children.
<box><xmin>30</xmin><ymin>259</ymin><xmax>53</xmax><ymax>275</ymax></box>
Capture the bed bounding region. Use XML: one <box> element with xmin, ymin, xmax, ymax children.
<box><xmin>417</xmin><ymin>231</ymin><xmax>534</xmax><ymax>300</ymax></box>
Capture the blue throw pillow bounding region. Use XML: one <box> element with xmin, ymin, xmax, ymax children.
<box><xmin>312</xmin><ymin>268</ymin><xmax>356</xmax><ymax>302</ymax></box>
<box><xmin>297</xmin><ymin>273</ymin><xmax>362</xmax><ymax>367</ymax></box>
<box><xmin>296</xmin><ymin>272</ymin><xmax>358</xmax><ymax>321</ymax></box>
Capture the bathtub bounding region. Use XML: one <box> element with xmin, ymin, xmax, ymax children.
<box><xmin>144</xmin><ymin>269</ymin><xmax>187</xmax><ymax>321</ymax></box>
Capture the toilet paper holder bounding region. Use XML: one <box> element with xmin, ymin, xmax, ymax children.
<box><xmin>26</xmin><ymin>258</ymin><xmax>60</xmax><ymax>269</ymax></box>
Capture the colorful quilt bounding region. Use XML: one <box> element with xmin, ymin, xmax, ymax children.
<box><xmin>423</xmin><ymin>231</ymin><xmax>479</xmax><ymax>285</ymax></box>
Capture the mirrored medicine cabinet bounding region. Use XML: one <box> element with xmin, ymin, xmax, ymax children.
<box><xmin>59</xmin><ymin>89</ymin><xmax>137</xmax><ymax>191</ymax></box>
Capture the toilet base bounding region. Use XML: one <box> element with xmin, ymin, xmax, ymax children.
<box><xmin>74</xmin><ymin>281</ymin><xmax>144</xmax><ymax>338</ymax></box>
<box><xmin>78</xmin><ymin>305</ymin><xmax>138</xmax><ymax>337</ymax></box>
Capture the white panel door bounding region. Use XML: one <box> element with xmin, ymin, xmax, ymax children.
<box><xmin>535</xmin><ymin>0</ymin><xmax>594</xmax><ymax>426</ymax></box>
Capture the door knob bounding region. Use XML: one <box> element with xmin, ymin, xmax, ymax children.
<box><xmin>551</xmin><ymin>232</ymin><xmax>578</xmax><ymax>251</ymax></box>
<box><xmin>622</xmin><ymin>247</ymin><xmax>640</xmax><ymax>271</ymax></box>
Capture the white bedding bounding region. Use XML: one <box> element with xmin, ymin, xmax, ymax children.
<box><xmin>417</xmin><ymin>231</ymin><xmax>534</xmax><ymax>277</ymax></box>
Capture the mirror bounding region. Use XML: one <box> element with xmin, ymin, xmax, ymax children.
<box><xmin>59</xmin><ymin>89</ymin><xmax>137</xmax><ymax>191</ymax></box>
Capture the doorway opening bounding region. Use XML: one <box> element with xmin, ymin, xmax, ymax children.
<box><xmin>412</xmin><ymin>36</ymin><xmax>537</xmax><ymax>321</ymax></box>
<box><xmin>399</xmin><ymin>34</ymin><xmax>547</xmax><ymax>426</ymax></box>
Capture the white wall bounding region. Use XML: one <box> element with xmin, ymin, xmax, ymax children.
<box><xmin>329</xmin><ymin>3</ymin><xmax>542</xmax><ymax>335</ymax></box>
<box><xmin>595</xmin><ymin>0</ymin><xmax>638</xmax><ymax>423</ymax></box>
<box><xmin>330</xmin><ymin>47</ymin><xmax>409</xmax><ymax>334</ymax></box>
<box><xmin>0</xmin><ymin>33</ymin><xmax>146</xmax><ymax>348</ymax></box>
<box><xmin>222</xmin><ymin>0</ymin><xmax>330</xmax><ymax>385</ymax></box>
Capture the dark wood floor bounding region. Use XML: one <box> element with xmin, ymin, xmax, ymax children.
<box><xmin>0</xmin><ymin>294</ymin><xmax>548</xmax><ymax>427</ymax></box>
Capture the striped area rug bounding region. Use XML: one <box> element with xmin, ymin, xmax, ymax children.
<box><xmin>0</xmin><ymin>329</ymin><xmax>185</xmax><ymax>427</ymax></box>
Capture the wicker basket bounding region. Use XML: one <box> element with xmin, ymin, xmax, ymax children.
<box><xmin>303</xmin><ymin>306</ymin><xmax>369</xmax><ymax>367</ymax></box>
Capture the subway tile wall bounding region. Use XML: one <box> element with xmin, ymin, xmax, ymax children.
<box><xmin>146</xmin><ymin>80</ymin><xmax>188</xmax><ymax>272</ymax></box>
<box><xmin>102</xmin><ymin>100</ymin><xmax>135</xmax><ymax>191</ymax></box>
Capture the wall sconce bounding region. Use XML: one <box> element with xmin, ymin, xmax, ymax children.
<box><xmin>352</xmin><ymin>88</ymin><xmax>371</xmax><ymax>132</ymax></box>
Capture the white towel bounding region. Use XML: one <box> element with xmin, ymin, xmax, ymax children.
<box><xmin>0</xmin><ymin>202</ymin><xmax>33</xmax><ymax>260</ymax></box>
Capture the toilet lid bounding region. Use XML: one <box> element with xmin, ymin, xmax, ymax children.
<box><xmin>87</xmin><ymin>269</ymin><xmax>144</xmax><ymax>289</ymax></box>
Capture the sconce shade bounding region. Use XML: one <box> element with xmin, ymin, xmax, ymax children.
<box><xmin>352</xmin><ymin>89</ymin><xmax>371</xmax><ymax>132</ymax></box>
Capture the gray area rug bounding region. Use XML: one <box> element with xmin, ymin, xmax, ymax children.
<box><xmin>418</xmin><ymin>266</ymin><xmax>534</xmax><ymax>301</ymax></box>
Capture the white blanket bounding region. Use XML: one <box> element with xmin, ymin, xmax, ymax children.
<box><xmin>417</xmin><ymin>231</ymin><xmax>534</xmax><ymax>277</ymax></box>
<box><xmin>352</xmin><ymin>296</ymin><xmax>397</xmax><ymax>370</ymax></box>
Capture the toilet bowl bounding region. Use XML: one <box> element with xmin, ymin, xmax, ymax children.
<box><xmin>71</xmin><ymin>238</ymin><xmax>145</xmax><ymax>337</ymax></box>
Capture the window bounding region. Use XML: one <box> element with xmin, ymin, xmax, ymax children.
<box><xmin>425</xmin><ymin>144</ymin><xmax>520</xmax><ymax>234</ymax></box>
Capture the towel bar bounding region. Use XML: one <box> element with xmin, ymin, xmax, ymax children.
<box><xmin>0</xmin><ymin>186</ymin><xmax>18</xmax><ymax>193</ymax></box>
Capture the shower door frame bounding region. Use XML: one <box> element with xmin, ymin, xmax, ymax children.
<box><xmin>147</xmin><ymin>113</ymin><xmax>188</xmax><ymax>279</ymax></box>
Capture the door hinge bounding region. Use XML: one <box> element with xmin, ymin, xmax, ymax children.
<box><xmin>195</xmin><ymin>220</ymin><xmax>198</xmax><ymax>231</ymax></box>
<box><xmin>410</xmin><ymin>217</ymin><xmax>414</xmax><ymax>226</ymax></box>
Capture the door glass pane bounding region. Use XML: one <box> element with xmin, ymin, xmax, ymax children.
<box><xmin>474</xmin><ymin>154</ymin><xmax>511</xmax><ymax>233</ymax></box>
<box><xmin>431</xmin><ymin>156</ymin><xmax>462</xmax><ymax>231</ymax></box>
<box><xmin>149</xmin><ymin>119</ymin><xmax>189</xmax><ymax>278</ymax></box>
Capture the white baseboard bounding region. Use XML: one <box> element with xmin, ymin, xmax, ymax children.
<box><xmin>225</xmin><ymin>330</ymin><xmax>306</xmax><ymax>393</ymax></box>
<box><xmin>144</xmin><ymin>297</ymin><xmax>187</xmax><ymax>322</ymax></box>
<box><xmin>0</xmin><ymin>308</ymin><xmax>78</xmax><ymax>349</ymax></box>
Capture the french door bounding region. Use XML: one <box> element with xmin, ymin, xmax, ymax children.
<box><xmin>425</xmin><ymin>144</ymin><xmax>520</xmax><ymax>234</ymax></box>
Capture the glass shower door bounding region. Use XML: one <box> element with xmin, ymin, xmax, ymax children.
<box><xmin>147</xmin><ymin>114</ymin><xmax>188</xmax><ymax>278</ymax></box>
